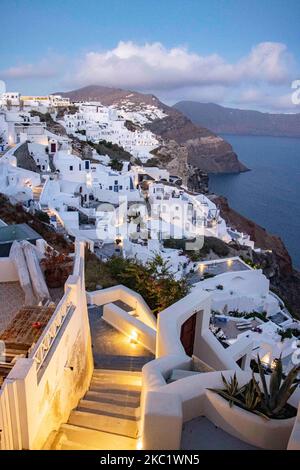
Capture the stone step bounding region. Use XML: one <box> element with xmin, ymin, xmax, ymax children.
<box><xmin>68</xmin><ymin>409</ymin><xmax>139</xmax><ymax>438</ymax></box>
<box><xmin>91</xmin><ymin>373</ymin><xmax>141</xmax><ymax>388</ymax></box>
<box><xmin>92</xmin><ymin>368</ymin><xmax>142</xmax><ymax>382</ymax></box>
<box><xmin>94</xmin><ymin>354</ymin><xmax>151</xmax><ymax>372</ymax></box>
<box><xmin>59</xmin><ymin>439</ymin><xmax>96</xmax><ymax>451</ymax></box>
<box><xmin>84</xmin><ymin>390</ymin><xmax>140</xmax><ymax>408</ymax></box>
<box><xmin>78</xmin><ymin>399</ymin><xmax>139</xmax><ymax>419</ymax></box>
<box><xmin>55</xmin><ymin>424</ymin><xmax>137</xmax><ymax>450</ymax></box>
<box><xmin>89</xmin><ymin>381</ymin><xmax>141</xmax><ymax>395</ymax></box>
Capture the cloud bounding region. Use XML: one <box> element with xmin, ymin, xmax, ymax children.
<box><xmin>69</xmin><ymin>41</ymin><xmax>293</xmax><ymax>91</ymax></box>
<box><xmin>2</xmin><ymin>41</ymin><xmax>298</xmax><ymax>112</ymax></box>
<box><xmin>0</xmin><ymin>56</ymin><xmax>64</xmax><ymax>80</ymax></box>
<box><xmin>235</xmin><ymin>87</ymin><xmax>299</xmax><ymax>112</ymax></box>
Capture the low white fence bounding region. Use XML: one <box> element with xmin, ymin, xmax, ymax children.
<box><xmin>0</xmin><ymin>241</ymin><xmax>93</xmax><ymax>449</ymax></box>
<box><xmin>103</xmin><ymin>303</ymin><xmax>156</xmax><ymax>354</ymax></box>
<box><xmin>87</xmin><ymin>285</ymin><xmax>157</xmax><ymax>330</ymax></box>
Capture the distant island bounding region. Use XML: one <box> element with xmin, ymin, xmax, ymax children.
<box><xmin>174</xmin><ymin>101</ymin><xmax>300</xmax><ymax>138</ymax></box>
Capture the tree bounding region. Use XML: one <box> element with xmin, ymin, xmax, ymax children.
<box><xmin>108</xmin><ymin>254</ymin><xmax>189</xmax><ymax>315</ymax></box>
<box><xmin>110</xmin><ymin>158</ymin><xmax>123</xmax><ymax>171</ymax></box>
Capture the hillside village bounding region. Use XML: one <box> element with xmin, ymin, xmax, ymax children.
<box><xmin>0</xmin><ymin>90</ymin><xmax>299</xmax><ymax>450</ymax></box>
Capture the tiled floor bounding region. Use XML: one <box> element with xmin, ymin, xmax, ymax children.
<box><xmin>0</xmin><ymin>282</ymin><xmax>25</xmax><ymax>333</ymax></box>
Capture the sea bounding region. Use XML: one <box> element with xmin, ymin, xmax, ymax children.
<box><xmin>209</xmin><ymin>134</ymin><xmax>300</xmax><ymax>270</ymax></box>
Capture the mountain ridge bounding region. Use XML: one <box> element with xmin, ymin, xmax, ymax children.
<box><xmin>174</xmin><ymin>101</ymin><xmax>300</xmax><ymax>137</ymax></box>
<box><xmin>55</xmin><ymin>85</ymin><xmax>248</xmax><ymax>174</ymax></box>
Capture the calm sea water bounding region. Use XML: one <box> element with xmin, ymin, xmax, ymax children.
<box><xmin>209</xmin><ymin>135</ymin><xmax>300</xmax><ymax>270</ymax></box>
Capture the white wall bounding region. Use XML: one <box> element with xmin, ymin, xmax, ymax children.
<box><xmin>0</xmin><ymin>258</ymin><xmax>18</xmax><ymax>282</ymax></box>
<box><xmin>0</xmin><ymin>242</ymin><xmax>93</xmax><ymax>450</ymax></box>
<box><xmin>87</xmin><ymin>285</ymin><xmax>157</xmax><ymax>330</ymax></box>
<box><xmin>103</xmin><ymin>303</ymin><xmax>156</xmax><ymax>354</ymax></box>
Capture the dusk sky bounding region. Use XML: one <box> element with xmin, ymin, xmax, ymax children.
<box><xmin>1</xmin><ymin>0</ymin><xmax>300</xmax><ymax>112</ymax></box>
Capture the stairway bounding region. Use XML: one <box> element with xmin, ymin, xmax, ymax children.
<box><xmin>45</xmin><ymin>209</ymin><xmax>65</xmax><ymax>232</ymax></box>
<box><xmin>50</xmin><ymin>369</ymin><xmax>142</xmax><ymax>450</ymax></box>
<box><xmin>32</xmin><ymin>184</ymin><xmax>43</xmax><ymax>202</ymax></box>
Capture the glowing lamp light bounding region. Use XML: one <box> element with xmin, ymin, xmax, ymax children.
<box><xmin>137</xmin><ymin>439</ymin><xmax>143</xmax><ymax>450</ymax></box>
<box><xmin>199</xmin><ymin>263</ymin><xmax>205</xmax><ymax>273</ymax></box>
<box><xmin>271</xmin><ymin>359</ymin><xmax>278</xmax><ymax>370</ymax></box>
<box><xmin>130</xmin><ymin>330</ymin><xmax>138</xmax><ymax>344</ymax></box>
<box><xmin>227</xmin><ymin>259</ymin><xmax>233</xmax><ymax>268</ymax></box>
<box><xmin>261</xmin><ymin>352</ymin><xmax>271</xmax><ymax>366</ymax></box>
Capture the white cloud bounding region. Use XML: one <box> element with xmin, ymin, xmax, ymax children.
<box><xmin>235</xmin><ymin>87</ymin><xmax>299</xmax><ymax>112</ymax></box>
<box><xmin>2</xmin><ymin>41</ymin><xmax>298</xmax><ymax>112</ymax></box>
<box><xmin>0</xmin><ymin>56</ymin><xmax>64</xmax><ymax>80</ymax></box>
<box><xmin>69</xmin><ymin>41</ymin><xmax>293</xmax><ymax>91</ymax></box>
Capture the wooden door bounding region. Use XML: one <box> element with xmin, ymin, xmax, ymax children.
<box><xmin>180</xmin><ymin>313</ymin><xmax>197</xmax><ymax>356</ymax></box>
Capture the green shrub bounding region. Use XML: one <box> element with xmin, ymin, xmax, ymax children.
<box><xmin>35</xmin><ymin>210</ymin><xmax>50</xmax><ymax>224</ymax></box>
<box><xmin>85</xmin><ymin>251</ymin><xmax>189</xmax><ymax>315</ymax></box>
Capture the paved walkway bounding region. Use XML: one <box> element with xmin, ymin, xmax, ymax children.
<box><xmin>181</xmin><ymin>416</ymin><xmax>258</xmax><ymax>450</ymax></box>
<box><xmin>88</xmin><ymin>306</ymin><xmax>154</xmax><ymax>371</ymax></box>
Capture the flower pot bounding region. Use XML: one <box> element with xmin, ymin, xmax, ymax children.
<box><xmin>204</xmin><ymin>390</ymin><xmax>295</xmax><ymax>449</ymax></box>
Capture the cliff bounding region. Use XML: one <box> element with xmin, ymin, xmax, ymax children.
<box><xmin>56</xmin><ymin>85</ymin><xmax>248</xmax><ymax>174</ymax></box>
<box><xmin>174</xmin><ymin>101</ymin><xmax>300</xmax><ymax>138</ymax></box>
<box><xmin>212</xmin><ymin>195</ymin><xmax>300</xmax><ymax>319</ymax></box>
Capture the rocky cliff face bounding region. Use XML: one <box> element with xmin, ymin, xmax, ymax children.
<box><xmin>57</xmin><ymin>85</ymin><xmax>247</xmax><ymax>174</ymax></box>
<box><xmin>146</xmin><ymin>111</ymin><xmax>248</xmax><ymax>174</ymax></box>
<box><xmin>146</xmin><ymin>139</ymin><xmax>209</xmax><ymax>193</ymax></box>
<box><xmin>212</xmin><ymin>195</ymin><xmax>300</xmax><ymax>319</ymax></box>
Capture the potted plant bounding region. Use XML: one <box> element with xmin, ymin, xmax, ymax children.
<box><xmin>206</xmin><ymin>356</ymin><xmax>300</xmax><ymax>449</ymax></box>
<box><xmin>41</xmin><ymin>246</ymin><xmax>73</xmax><ymax>288</ymax></box>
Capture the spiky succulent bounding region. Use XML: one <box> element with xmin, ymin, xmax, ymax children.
<box><xmin>208</xmin><ymin>356</ymin><xmax>300</xmax><ymax>419</ymax></box>
<box><xmin>257</xmin><ymin>355</ymin><xmax>300</xmax><ymax>418</ymax></box>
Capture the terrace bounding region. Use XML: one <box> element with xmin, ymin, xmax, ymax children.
<box><xmin>188</xmin><ymin>257</ymin><xmax>251</xmax><ymax>285</ymax></box>
<box><xmin>0</xmin><ymin>303</ymin><xmax>55</xmax><ymax>386</ymax></box>
<box><xmin>0</xmin><ymin>223</ymin><xmax>41</xmax><ymax>257</ymax></box>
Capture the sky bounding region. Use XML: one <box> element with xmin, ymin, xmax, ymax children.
<box><xmin>0</xmin><ymin>0</ymin><xmax>300</xmax><ymax>112</ymax></box>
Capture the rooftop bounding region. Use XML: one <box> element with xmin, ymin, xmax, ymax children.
<box><xmin>188</xmin><ymin>258</ymin><xmax>250</xmax><ymax>284</ymax></box>
<box><xmin>0</xmin><ymin>223</ymin><xmax>40</xmax><ymax>243</ymax></box>
<box><xmin>0</xmin><ymin>223</ymin><xmax>41</xmax><ymax>256</ymax></box>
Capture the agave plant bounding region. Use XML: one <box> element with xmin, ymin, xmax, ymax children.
<box><xmin>209</xmin><ymin>372</ymin><xmax>241</xmax><ymax>407</ymax></box>
<box><xmin>257</xmin><ymin>355</ymin><xmax>300</xmax><ymax>419</ymax></box>
<box><xmin>239</xmin><ymin>375</ymin><xmax>262</xmax><ymax>412</ymax></box>
<box><xmin>208</xmin><ymin>356</ymin><xmax>300</xmax><ymax>420</ymax></box>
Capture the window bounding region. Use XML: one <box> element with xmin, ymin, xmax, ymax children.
<box><xmin>114</xmin><ymin>180</ymin><xmax>118</xmax><ymax>185</ymax></box>
<box><xmin>109</xmin><ymin>186</ymin><xmax>112</xmax><ymax>190</ymax></box>
<box><xmin>79</xmin><ymin>164</ymin><xmax>81</xmax><ymax>171</ymax></box>
<box><xmin>119</xmin><ymin>185</ymin><xmax>123</xmax><ymax>190</ymax></box>
<box><xmin>69</xmin><ymin>165</ymin><xmax>73</xmax><ymax>171</ymax></box>
<box><xmin>85</xmin><ymin>160</ymin><xmax>90</xmax><ymax>170</ymax></box>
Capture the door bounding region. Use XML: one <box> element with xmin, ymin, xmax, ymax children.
<box><xmin>180</xmin><ymin>313</ymin><xmax>197</xmax><ymax>356</ymax></box>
